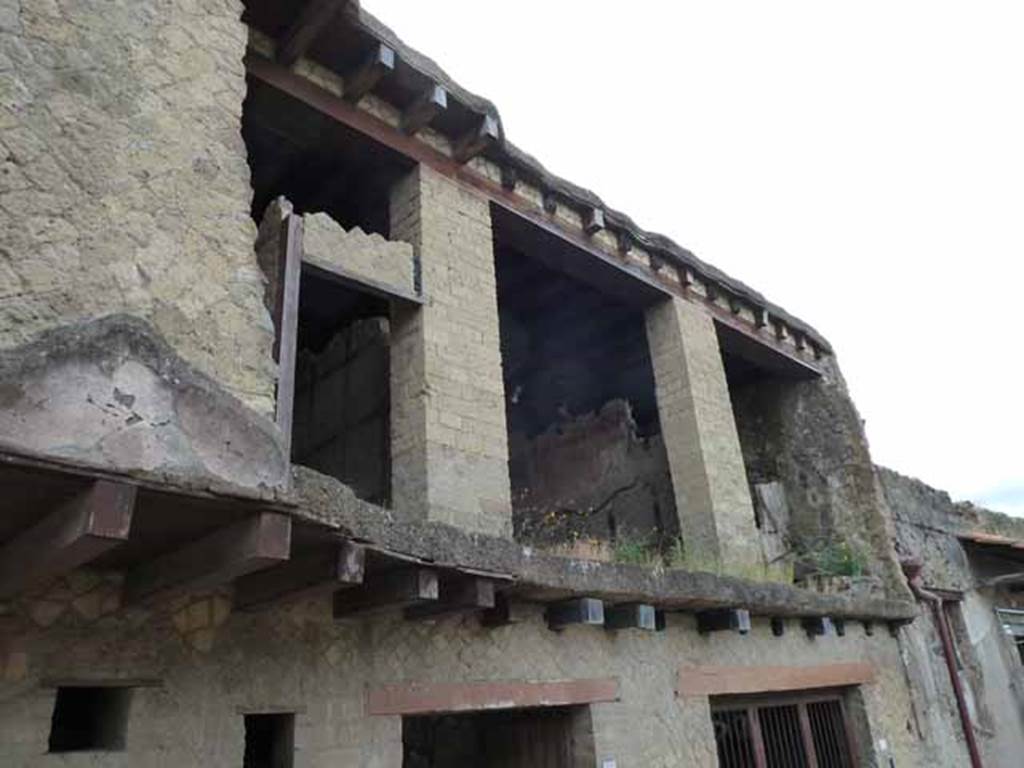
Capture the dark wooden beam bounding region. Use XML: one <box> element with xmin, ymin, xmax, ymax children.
<box><xmin>582</xmin><ymin>206</ymin><xmax>605</xmax><ymax>235</ymax></box>
<box><xmin>500</xmin><ymin>164</ymin><xmax>518</xmax><ymax>192</ymax></box>
<box><xmin>275</xmin><ymin>213</ymin><xmax>303</xmax><ymax>458</ymax></box>
<box><xmin>545</xmin><ymin>597</ymin><xmax>604</xmax><ymax>631</ymax></box>
<box><xmin>124</xmin><ymin>512</ymin><xmax>292</xmax><ymax>605</ymax></box>
<box><xmin>343</xmin><ymin>43</ymin><xmax>395</xmax><ymax>104</ymax></box>
<box><xmin>453</xmin><ymin>114</ymin><xmax>500</xmax><ymax>163</ymax></box>
<box><xmin>833</xmin><ymin>618</ymin><xmax>846</xmax><ymax>636</ymax></box>
<box><xmin>771</xmin><ymin>617</ymin><xmax>786</xmax><ymax>637</ymax></box>
<box><xmin>234</xmin><ymin>540</ymin><xmax>366</xmax><ymax>611</ymax></box>
<box><xmin>405</xmin><ymin>574</ymin><xmax>495</xmax><ymax>621</ymax></box>
<box><xmin>697</xmin><ymin>608</ymin><xmax>751</xmax><ymax>635</ymax></box>
<box><xmin>333</xmin><ymin>567</ymin><xmax>438</xmax><ymax>619</ymax></box>
<box><xmin>0</xmin><ymin>481</ymin><xmax>136</xmax><ymax>600</ymax></box>
<box><xmin>401</xmin><ymin>84</ymin><xmax>447</xmax><ymax>135</ymax></box>
<box><xmin>802</xmin><ymin>616</ymin><xmax>832</xmax><ymax>638</ymax></box>
<box><xmin>617</xmin><ymin>231</ymin><xmax>634</xmax><ymax>257</ymax></box>
<box><xmin>277</xmin><ymin>0</ymin><xmax>353</xmax><ymax>67</ymax></box>
<box><xmin>481</xmin><ymin>592</ymin><xmax>530</xmax><ymax>628</ymax></box>
<box><xmin>863</xmin><ymin>620</ymin><xmax>875</xmax><ymax>636</ymax></box>
<box><xmin>541</xmin><ymin>189</ymin><xmax>558</xmax><ymax>215</ymax></box>
<box><xmin>604</xmin><ymin>603</ymin><xmax>656</xmax><ymax>631</ymax></box>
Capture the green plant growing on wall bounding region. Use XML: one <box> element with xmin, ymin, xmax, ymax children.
<box><xmin>800</xmin><ymin>537</ymin><xmax>868</xmax><ymax>578</ymax></box>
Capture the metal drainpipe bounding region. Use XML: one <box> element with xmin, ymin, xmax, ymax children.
<box><xmin>902</xmin><ymin>560</ymin><xmax>984</xmax><ymax>768</ymax></box>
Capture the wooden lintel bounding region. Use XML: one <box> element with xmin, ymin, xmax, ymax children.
<box><xmin>277</xmin><ymin>0</ymin><xmax>352</xmax><ymax>67</ymax></box>
<box><xmin>401</xmin><ymin>84</ymin><xmax>447</xmax><ymax>135</ymax></box>
<box><xmin>583</xmin><ymin>206</ymin><xmax>605</xmax><ymax>235</ymax></box>
<box><xmin>677</xmin><ymin>663</ymin><xmax>876</xmax><ymax>697</ymax></box>
<box><xmin>234</xmin><ymin>540</ymin><xmax>366</xmax><ymax>611</ymax></box>
<box><xmin>480</xmin><ymin>592</ymin><xmax>530</xmax><ymax>628</ymax></box>
<box><xmin>343</xmin><ymin>43</ymin><xmax>395</xmax><ymax>104</ymax></box>
<box><xmin>0</xmin><ymin>480</ymin><xmax>136</xmax><ymax>600</ymax></box>
<box><xmin>404</xmin><ymin>575</ymin><xmax>495</xmax><ymax>621</ymax></box>
<box><xmin>333</xmin><ymin>567</ymin><xmax>438</xmax><ymax>619</ymax></box>
<box><xmin>545</xmin><ymin>597</ymin><xmax>604</xmax><ymax>631</ymax></box>
<box><xmin>604</xmin><ymin>603</ymin><xmax>656</xmax><ymax>631</ymax></box>
<box><xmin>453</xmin><ymin>114</ymin><xmax>500</xmax><ymax>163</ymax></box>
<box><xmin>367</xmin><ymin>678</ymin><xmax>620</xmax><ymax>716</ymax></box>
<box><xmin>124</xmin><ymin>512</ymin><xmax>292</xmax><ymax>605</ymax></box>
<box><xmin>801</xmin><ymin>616</ymin><xmax>832</xmax><ymax>637</ymax></box>
<box><xmin>697</xmin><ymin>608</ymin><xmax>751</xmax><ymax>635</ymax></box>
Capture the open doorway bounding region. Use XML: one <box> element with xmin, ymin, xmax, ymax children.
<box><xmin>402</xmin><ymin>705</ymin><xmax>595</xmax><ymax>768</ymax></box>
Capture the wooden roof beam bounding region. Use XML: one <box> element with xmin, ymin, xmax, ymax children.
<box><xmin>583</xmin><ymin>206</ymin><xmax>605</xmax><ymax>236</ymax></box>
<box><xmin>333</xmin><ymin>567</ymin><xmax>438</xmax><ymax>619</ymax></box>
<box><xmin>277</xmin><ymin>0</ymin><xmax>354</xmax><ymax>68</ymax></box>
<box><xmin>0</xmin><ymin>480</ymin><xmax>136</xmax><ymax>601</ymax></box>
<box><xmin>404</xmin><ymin>574</ymin><xmax>495</xmax><ymax>621</ymax></box>
<box><xmin>604</xmin><ymin>603</ymin><xmax>657</xmax><ymax>631</ymax></box>
<box><xmin>401</xmin><ymin>84</ymin><xmax>447</xmax><ymax>135</ymax></box>
<box><xmin>124</xmin><ymin>512</ymin><xmax>291</xmax><ymax>605</ymax></box>
<box><xmin>235</xmin><ymin>540</ymin><xmax>366</xmax><ymax>611</ymax></box>
<box><xmin>343</xmin><ymin>43</ymin><xmax>395</xmax><ymax>105</ymax></box>
<box><xmin>453</xmin><ymin>114</ymin><xmax>500</xmax><ymax>163</ymax></box>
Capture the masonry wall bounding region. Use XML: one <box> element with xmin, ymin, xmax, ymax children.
<box><xmin>0</xmin><ymin>0</ymin><xmax>275</xmax><ymax>415</ymax></box>
<box><xmin>0</xmin><ymin>569</ymin><xmax>931</xmax><ymax>767</ymax></box>
<box><xmin>388</xmin><ymin>165</ymin><xmax>512</xmax><ymax>537</ymax></box>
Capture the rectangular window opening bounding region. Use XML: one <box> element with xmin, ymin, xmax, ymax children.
<box><xmin>48</xmin><ymin>686</ymin><xmax>132</xmax><ymax>753</ymax></box>
<box><xmin>712</xmin><ymin>691</ymin><xmax>856</xmax><ymax>768</ymax></box>
<box><xmin>244</xmin><ymin>713</ymin><xmax>295</xmax><ymax>768</ymax></box>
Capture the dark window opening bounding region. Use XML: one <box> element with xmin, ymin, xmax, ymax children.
<box><xmin>244</xmin><ymin>713</ymin><xmax>295</xmax><ymax>768</ymax></box>
<box><xmin>403</xmin><ymin>705</ymin><xmax>594</xmax><ymax>767</ymax></box>
<box><xmin>291</xmin><ymin>274</ymin><xmax>392</xmax><ymax>505</ymax></box>
<box><xmin>492</xmin><ymin>208</ymin><xmax>676</xmax><ymax>556</ymax></box>
<box><xmin>712</xmin><ymin>692</ymin><xmax>856</xmax><ymax>768</ymax></box>
<box><xmin>720</xmin><ymin>325</ymin><xmax>821</xmax><ymax>576</ymax></box>
<box><xmin>48</xmin><ymin>686</ymin><xmax>132</xmax><ymax>753</ymax></box>
<box><xmin>242</xmin><ymin>76</ymin><xmax>413</xmax><ymax>237</ymax></box>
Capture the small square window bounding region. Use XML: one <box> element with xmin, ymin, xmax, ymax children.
<box><xmin>48</xmin><ymin>686</ymin><xmax>132</xmax><ymax>753</ymax></box>
<box><xmin>244</xmin><ymin>713</ymin><xmax>295</xmax><ymax>768</ymax></box>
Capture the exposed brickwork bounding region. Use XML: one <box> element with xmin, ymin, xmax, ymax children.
<box><xmin>0</xmin><ymin>0</ymin><xmax>275</xmax><ymax>415</ymax></box>
<box><xmin>645</xmin><ymin>297</ymin><xmax>763</xmax><ymax>572</ymax></box>
<box><xmin>388</xmin><ymin>165</ymin><xmax>512</xmax><ymax>537</ymax></box>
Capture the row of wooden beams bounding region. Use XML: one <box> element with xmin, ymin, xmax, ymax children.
<box><xmin>244</xmin><ymin>55</ymin><xmax>824</xmax><ymax>371</ymax></box>
<box><xmin>453</xmin><ymin>114</ymin><xmax>500</xmax><ymax>163</ymax></box>
<box><xmin>277</xmin><ymin>0</ymin><xmax>353</xmax><ymax>67</ymax></box>
<box><xmin>0</xmin><ymin>480</ymin><xmax>136</xmax><ymax>601</ymax></box>
<box><xmin>543</xmin><ymin>598</ymin><xmax>659</xmax><ymax>632</ymax></box>
<box><xmin>334</xmin><ymin>567</ymin><xmax>438</xmax><ymax>619</ymax></box>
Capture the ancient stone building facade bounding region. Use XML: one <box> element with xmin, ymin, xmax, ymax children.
<box><xmin>0</xmin><ymin>1</ymin><xmax>1017</xmax><ymax>766</ymax></box>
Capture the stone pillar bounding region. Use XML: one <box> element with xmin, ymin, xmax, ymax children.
<box><xmin>645</xmin><ymin>297</ymin><xmax>762</xmax><ymax>571</ymax></box>
<box><xmin>388</xmin><ymin>165</ymin><xmax>512</xmax><ymax>537</ymax></box>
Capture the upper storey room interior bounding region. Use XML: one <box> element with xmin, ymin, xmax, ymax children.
<box><xmin>236</xmin><ymin>0</ymin><xmax>901</xmax><ymax>591</ymax></box>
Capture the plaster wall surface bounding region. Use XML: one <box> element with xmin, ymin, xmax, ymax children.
<box><xmin>303</xmin><ymin>214</ymin><xmax>415</xmax><ymax>296</ymax></box>
<box><xmin>644</xmin><ymin>297</ymin><xmax>761</xmax><ymax>571</ymax></box>
<box><xmin>0</xmin><ymin>0</ymin><xmax>276</xmax><ymax>415</ymax></box>
<box><xmin>387</xmin><ymin>165</ymin><xmax>512</xmax><ymax>538</ymax></box>
<box><xmin>0</xmin><ymin>571</ymin><xmax>931</xmax><ymax>767</ymax></box>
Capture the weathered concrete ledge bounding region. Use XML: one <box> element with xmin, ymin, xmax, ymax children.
<box><xmin>0</xmin><ymin>316</ymin><xmax>290</xmax><ymax>492</ymax></box>
<box><xmin>295</xmin><ymin>467</ymin><xmax>918</xmax><ymax>622</ymax></box>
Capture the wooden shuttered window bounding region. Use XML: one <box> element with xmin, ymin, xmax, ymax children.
<box><xmin>712</xmin><ymin>691</ymin><xmax>857</xmax><ymax>768</ymax></box>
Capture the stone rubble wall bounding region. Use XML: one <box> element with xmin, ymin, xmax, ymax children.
<box><xmin>0</xmin><ymin>572</ymin><xmax>931</xmax><ymax>767</ymax></box>
<box><xmin>302</xmin><ymin>212</ymin><xmax>415</xmax><ymax>295</ymax></box>
<box><xmin>0</xmin><ymin>0</ymin><xmax>275</xmax><ymax>415</ymax></box>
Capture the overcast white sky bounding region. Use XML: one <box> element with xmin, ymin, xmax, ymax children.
<box><xmin>366</xmin><ymin>1</ymin><xmax>1024</xmax><ymax>515</ymax></box>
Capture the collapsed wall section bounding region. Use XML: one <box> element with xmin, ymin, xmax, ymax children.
<box><xmin>0</xmin><ymin>0</ymin><xmax>275</xmax><ymax>415</ymax></box>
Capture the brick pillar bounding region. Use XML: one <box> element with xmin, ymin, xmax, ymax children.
<box><xmin>645</xmin><ymin>297</ymin><xmax>762</xmax><ymax>571</ymax></box>
<box><xmin>388</xmin><ymin>165</ymin><xmax>512</xmax><ymax>538</ymax></box>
